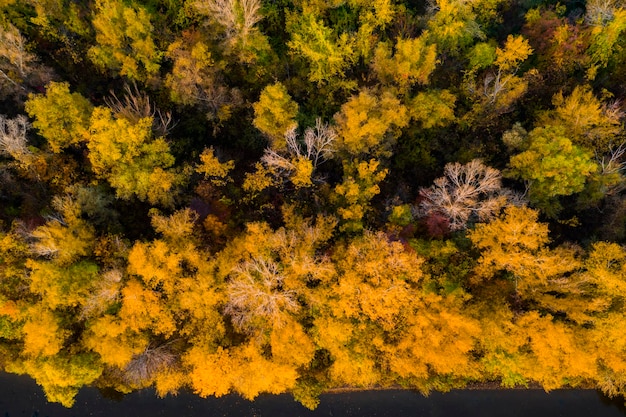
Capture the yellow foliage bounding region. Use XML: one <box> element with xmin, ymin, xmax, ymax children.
<box><xmin>469</xmin><ymin>206</ymin><xmax>579</xmax><ymax>290</ymax></box>
<box><xmin>252</xmin><ymin>82</ymin><xmax>298</xmax><ymax>148</ymax></box>
<box><xmin>516</xmin><ymin>311</ymin><xmax>596</xmax><ymax>389</ymax></box>
<box><xmin>540</xmin><ymin>85</ymin><xmax>622</xmax><ymax>151</ymax></box>
<box><xmin>383</xmin><ymin>298</ymin><xmax>480</xmax><ymax>381</ymax></box>
<box><xmin>290</xmin><ymin>156</ymin><xmax>314</xmax><ymax>188</ymax></box>
<box><xmin>242</xmin><ymin>162</ymin><xmax>275</xmax><ymax>196</ymax></box>
<box><xmin>154</xmin><ymin>368</ymin><xmax>187</xmax><ymax>398</ymax></box>
<box><xmin>332</xmin><ymin>231</ymin><xmax>423</xmax><ymax>330</ymax></box>
<box><xmin>196</xmin><ymin>147</ymin><xmax>235</xmax><ymax>186</ymax></box>
<box><xmin>120</xmin><ymin>279</ymin><xmax>176</xmax><ymax>336</ymax></box>
<box><xmin>494</xmin><ymin>35</ymin><xmax>533</xmax><ymax>72</ymax></box>
<box><xmin>30</xmin><ymin>217</ymin><xmax>95</xmax><ymax>266</ymax></box>
<box><xmin>584</xmin><ymin>242</ymin><xmax>626</xmax><ymax>295</ymax></box>
<box><xmin>334</xmin><ymin>90</ymin><xmax>408</xmax><ymax>155</ymax></box>
<box><xmin>185</xmin><ymin>345</ymin><xmax>236</xmax><ymax>397</ymax></box>
<box><xmin>24</xmin><ymin>81</ymin><xmax>93</xmax><ymax>153</ymax></box>
<box><xmin>373</xmin><ymin>35</ymin><xmax>437</xmax><ymax>90</ymax></box>
<box><xmin>83</xmin><ymin>315</ymin><xmax>149</xmax><ymax>368</ymax></box>
<box><xmin>270</xmin><ymin>317</ymin><xmax>316</xmax><ymax>367</ymax></box>
<box><xmin>88</xmin><ymin>0</ymin><xmax>160</xmax><ymax>80</ymax></box>
<box><xmin>88</xmin><ymin>107</ymin><xmax>180</xmax><ymax>205</ymax></box>
<box><xmin>22</xmin><ymin>307</ymin><xmax>67</xmax><ymax>357</ymax></box>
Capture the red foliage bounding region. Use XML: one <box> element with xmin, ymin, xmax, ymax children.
<box><xmin>424</xmin><ymin>211</ymin><xmax>450</xmax><ymax>238</ymax></box>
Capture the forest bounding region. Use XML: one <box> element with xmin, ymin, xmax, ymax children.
<box><xmin>0</xmin><ymin>0</ymin><xmax>626</xmax><ymax>409</ymax></box>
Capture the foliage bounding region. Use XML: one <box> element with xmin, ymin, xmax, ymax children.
<box><xmin>4</xmin><ymin>0</ymin><xmax>626</xmax><ymax>408</ymax></box>
<box><xmin>507</xmin><ymin>126</ymin><xmax>598</xmax><ymax>215</ymax></box>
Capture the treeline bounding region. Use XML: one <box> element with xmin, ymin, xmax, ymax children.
<box><xmin>1</xmin><ymin>0</ymin><xmax>626</xmax><ymax>409</ymax></box>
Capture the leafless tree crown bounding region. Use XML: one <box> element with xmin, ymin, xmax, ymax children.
<box><xmin>124</xmin><ymin>343</ymin><xmax>178</xmax><ymax>385</ymax></box>
<box><xmin>194</xmin><ymin>0</ymin><xmax>262</xmax><ymax>44</ymax></box>
<box><xmin>105</xmin><ymin>83</ymin><xmax>175</xmax><ymax>136</ymax></box>
<box><xmin>261</xmin><ymin>118</ymin><xmax>336</xmax><ymax>180</ymax></box>
<box><xmin>418</xmin><ymin>159</ymin><xmax>517</xmax><ymax>231</ymax></box>
<box><xmin>224</xmin><ymin>257</ymin><xmax>299</xmax><ymax>332</ymax></box>
<box><xmin>0</xmin><ymin>114</ymin><xmax>31</xmax><ymax>161</ymax></box>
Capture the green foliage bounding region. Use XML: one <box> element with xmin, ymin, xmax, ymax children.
<box><xmin>287</xmin><ymin>12</ymin><xmax>357</xmax><ymax>84</ymax></box>
<box><xmin>507</xmin><ymin>126</ymin><xmax>598</xmax><ymax>215</ymax></box>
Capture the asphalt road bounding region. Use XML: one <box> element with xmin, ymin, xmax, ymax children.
<box><xmin>0</xmin><ymin>373</ymin><xmax>625</xmax><ymax>417</ymax></box>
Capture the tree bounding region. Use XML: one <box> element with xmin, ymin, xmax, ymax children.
<box><xmin>334</xmin><ymin>89</ymin><xmax>408</xmax><ymax>156</ymax></box>
<box><xmin>418</xmin><ymin>159</ymin><xmax>516</xmax><ymax>231</ymax></box>
<box><xmin>252</xmin><ymin>82</ymin><xmax>299</xmax><ymax>149</ymax></box>
<box><xmin>87</xmin><ymin>107</ymin><xmax>182</xmax><ymax>205</ymax></box>
<box><xmin>196</xmin><ymin>147</ymin><xmax>235</xmax><ymax>187</ymax></box>
<box><xmin>426</xmin><ymin>0</ymin><xmax>484</xmax><ymax>55</ymax></box>
<box><xmin>467</xmin><ymin>35</ymin><xmax>533</xmax><ymax>112</ymax></box>
<box><xmin>408</xmin><ymin>90</ymin><xmax>456</xmax><ymax>129</ymax></box>
<box><xmin>538</xmin><ymin>85</ymin><xmax>622</xmax><ymax>153</ymax></box>
<box><xmin>25</xmin><ymin>81</ymin><xmax>93</xmax><ymax>153</ymax></box>
<box><xmin>0</xmin><ymin>114</ymin><xmax>35</xmax><ymax>170</ymax></box>
<box><xmin>585</xmin><ymin>6</ymin><xmax>626</xmax><ymax>79</ymax></box>
<box><xmin>372</xmin><ymin>35</ymin><xmax>438</xmax><ymax>91</ymax></box>
<box><xmin>260</xmin><ymin>118</ymin><xmax>336</xmax><ymax>188</ymax></box>
<box><xmin>332</xmin><ymin>159</ymin><xmax>388</xmax><ymax>232</ymax></box>
<box><xmin>7</xmin><ymin>352</ymin><xmax>103</xmax><ymax>407</ymax></box>
<box><xmin>88</xmin><ymin>0</ymin><xmax>161</xmax><ymax>80</ymax></box>
<box><xmin>286</xmin><ymin>12</ymin><xmax>357</xmax><ymax>85</ymax></box>
<box><xmin>224</xmin><ymin>257</ymin><xmax>300</xmax><ymax>331</ymax></box>
<box><xmin>468</xmin><ymin>206</ymin><xmax>579</xmax><ymax>293</ymax></box>
<box><xmin>0</xmin><ymin>23</ymin><xmax>54</xmax><ymax>99</ymax></box>
<box><xmin>165</xmin><ymin>31</ymin><xmax>242</xmax><ymax>124</ymax></box>
<box><xmin>507</xmin><ymin>126</ymin><xmax>598</xmax><ymax>215</ymax></box>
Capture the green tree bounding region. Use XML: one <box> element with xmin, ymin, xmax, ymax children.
<box><xmin>287</xmin><ymin>12</ymin><xmax>357</xmax><ymax>85</ymax></box>
<box><xmin>507</xmin><ymin>126</ymin><xmax>598</xmax><ymax>215</ymax></box>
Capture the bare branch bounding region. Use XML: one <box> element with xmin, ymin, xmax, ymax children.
<box><xmin>224</xmin><ymin>257</ymin><xmax>299</xmax><ymax>332</ymax></box>
<box><xmin>418</xmin><ymin>159</ymin><xmax>517</xmax><ymax>231</ymax></box>
<box><xmin>105</xmin><ymin>83</ymin><xmax>175</xmax><ymax>136</ymax></box>
<box><xmin>124</xmin><ymin>342</ymin><xmax>178</xmax><ymax>385</ymax></box>
<box><xmin>0</xmin><ymin>114</ymin><xmax>31</xmax><ymax>161</ymax></box>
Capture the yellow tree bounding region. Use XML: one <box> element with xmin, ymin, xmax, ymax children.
<box><xmin>334</xmin><ymin>89</ymin><xmax>408</xmax><ymax>157</ymax></box>
<box><xmin>372</xmin><ymin>35</ymin><xmax>438</xmax><ymax>92</ymax></box>
<box><xmin>538</xmin><ymin>85</ymin><xmax>622</xmax><ymax>153</ymax></box>
<box><xmin>87</xmin><ymin>107</ymin><xmax>182</xmax><ymax>205</ymax></box>
<box><xmin>252</xmin><ymin>82</ymin><xmax>299</xmax><ymax>150</ymax></box>
<box><xmin>25</xmin><ymin>81</ymin><xmax>93</xmax><ymax>153</ymax></box>
<box><xmin>332</xmin><ymin>159</ymin><xmax>388</xmax><ymax>232</ymax></box>
<box><xmin>88</xmin><ymin>0</ymin><xmax>161</xmax><ymax>81</ymax></box>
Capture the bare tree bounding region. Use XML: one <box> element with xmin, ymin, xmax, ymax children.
<box><xmin>224</xmin><ymin>257</ymin><xmax>299</xmax><ymax>332</ymax></box>
<box><xmin>261</xmin><ymin>118</ymin><xmax>336</xmax><ymax>183</ymax></box>
<box><xmin>80</xmin><ymin>269</ymin><xmax>122</xmax><ymax>319</ymax></box>
<box><xmin>124</xmin><ymin>343</ymin><xmax>178</xmax><ymax>385</ymax></box>
<box><xmin>0</xmin><ymin>24</ymin><xmax>54</xmax><ymax>99</ymax></box>
<box><xmin>0</xmin><ymin>114</ymin><xmax>31</xmax><ymax>162</ymax></box>
<box><xmin>192</xmin><ymin>0</ymin><xmax>262</xmax><ymax>45</ymax></box>
<box><xmin>105</xmin><ymin>83</ymin><xmax>175</xmax><ymax>136</ymax></box>
<box><xmin>418</xmin><ymin>159</ymin><xmax>518</xmax><ymax>231</ymax></box>
<box><xmin>585</xmin><ymin>0</ymin><xmax>624</xmax><ymax>25</ymax></box>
